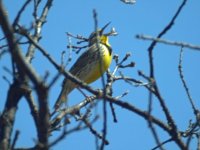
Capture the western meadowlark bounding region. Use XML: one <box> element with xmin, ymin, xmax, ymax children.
<box><xmin>54</xmin><ymin>23</ymin><xmax>114</xmax><ymax>110</ymax></box>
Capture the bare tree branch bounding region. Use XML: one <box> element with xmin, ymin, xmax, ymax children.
<box><xmin>146</xmin><ymin>0</ymin><xmax>188</xmax><ymax>149</ymax></box>
<box><xmin>25</xmin><ymin>0</ymin><xmax>53</xmax><ymax>63</ymax></box>
<box><xmin>0</xmin><ymin>1</ymin><xmax>42</xmax><ymax>85</ymax></box>
<box><xmin>136</xmin><ymin>34</ymin><xmax>200</xmax><ymax>51</ymax></box>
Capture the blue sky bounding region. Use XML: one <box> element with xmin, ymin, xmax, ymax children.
<box><xmin>1</xmin><ymin>0</ymin><xmax>200</xmax><ymax>149</ymax></box>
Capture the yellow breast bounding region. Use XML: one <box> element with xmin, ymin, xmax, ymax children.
<box><xmin>84</xmin><ymin>44</ymin><xmax>112</xmax><ymax>84</ymax></box>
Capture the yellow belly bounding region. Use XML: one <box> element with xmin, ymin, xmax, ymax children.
<box><xmin>85</xmin><ymin>45</ymin><xmax>112</xmax><ymax>84</ymax></box>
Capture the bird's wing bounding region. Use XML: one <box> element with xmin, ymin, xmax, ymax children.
<box><xmin>69</xmin><ymin>44</ymin><xmax>101</xmax><ymax>79</ymax></box>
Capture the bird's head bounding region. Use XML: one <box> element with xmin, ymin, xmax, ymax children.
<box><xmin>88</xmin><ymin>22</ymin><xmax>117</xmax><ymax>47</ymax></box>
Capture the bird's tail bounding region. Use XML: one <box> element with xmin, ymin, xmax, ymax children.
<box><xmin>54</xmin><ymin>90</ymin><xmax>68</xmax><ymax>111</ymax></box>
<box><xmin>54</xmin><ymin>79</ymin><xmax>76</xmax><ymax>111</ymax></box>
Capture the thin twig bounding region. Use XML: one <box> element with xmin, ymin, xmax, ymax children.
<box><xmin>13</xmin><ymin>0</ymin><xmax>32</xmax><ymax>27</ymax></box>
<box><xmin>136</xmin><ymin>34</ymin><xmax>200</xmax><ymax>51</ymax></box>
<box><xmin>11</xmin><ymin>130</ymin><xmax>20</xmax><ymax>150</ymax></box>
<box><xmin>106</xmin><ymin>70</ymin><xmax>117</xmax><ymax>123</ymax></box>
<box><xmin>178</xmin><ymin>47</ymin><xmax>197</xmax><ymax>115</ymax></box>
<box><xmin>48</xmin><ymin>72</ymin><xmax>61</xmax><ymax>89</ymax></box>
<box><xmin>148</xmin><ymin>92</ymin><xmax>164</xmax><ymax>150</ymax></box>
<box><xmin>49</xmin><ymin>124</ymin><xmax>82</xmax><ymax>148</ymax></box>
<box><xmin>66</xmin><ymin>32</ymin><xmax>88</xmax><ymax>42</ymax></box>
<box><xmin>0</xmin><ymin>44</ymin><xmax>8</xmax><ymax>49</ymax></box>
<box><xmin>113</xmin><ymin>53</ymin><xmax>132</xmax><ymax>75</ymax></box>
<box><xmin>83</xmin><ymin>118</ymin><xmax>109</xmax><ymax>145</ymax></box>
<box><xmin>148</xmin><ymin>0</ymin><xmax>187</xmax><ymax>77</ymax></box>
<box><xmin>151</xmin><ymin>138</ymin><xmax>173</xmax><ymax>150</ymax></box>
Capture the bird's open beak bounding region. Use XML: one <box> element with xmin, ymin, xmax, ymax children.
<box><xmin>100</xmin><ymin>22</ymin><xmax>111</xmax><ymax>35</ymax></box>
<box><xmin>100</xmin><ymin>22</ymin><xmax>118</xmax><ymax>37</ymax></box>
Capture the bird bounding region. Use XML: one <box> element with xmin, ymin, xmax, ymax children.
<box><xmin>54</xmin><ymin>23</ymin><xmax>113</xmax><ymax>110</ymax></box>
